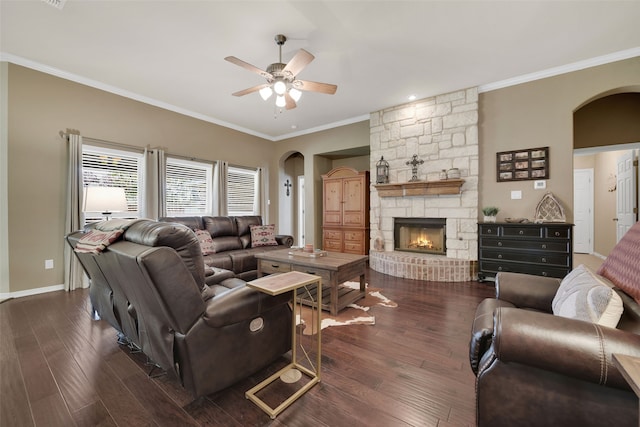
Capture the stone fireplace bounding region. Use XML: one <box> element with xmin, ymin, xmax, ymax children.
<box><xmin>369</xmin><ymin>88</ymin><xmax>479</xmax><ymax>281</ymax></box>
<box><xmin>394</xmin><ymin>217</ymin><xmax>446</xmax><ymax>255</ymax></box>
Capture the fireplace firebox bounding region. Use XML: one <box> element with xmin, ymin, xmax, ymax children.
<box><xmin>394</xmin><ymin>217</ymin><xmax>446</xmax><ymax>255</ymax></box>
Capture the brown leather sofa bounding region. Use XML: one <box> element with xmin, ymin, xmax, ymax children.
<box><xmin>67</xmin><ymin>219</ymin><xmax>292</xmax><ymax>398</ymax></box>
<box><xmin>470</xmin><ymin>222</ymin><xmax>640</xmax><ymax>427</ymax></box>
<box><xmin>160</xmin><ymin>216</ymin><xmax>293</xmax><ymax>281</ymax></box>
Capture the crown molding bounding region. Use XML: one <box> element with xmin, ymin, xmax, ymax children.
<box><xmin>478</xmin><ymin>47</ymin><xmax>640</xmax><ymax>93</ymax></box>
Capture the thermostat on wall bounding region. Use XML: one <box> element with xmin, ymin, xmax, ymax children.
<box><xmin>534</xmin><ymin>180</ymin><xmax>546</xmax><ymax>190</ymax></box>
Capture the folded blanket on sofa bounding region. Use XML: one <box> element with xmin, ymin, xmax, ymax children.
<box><xmin>74</xmin><ymin>219</ymin><xmax>136</xmax><ymax>254</ymax></box>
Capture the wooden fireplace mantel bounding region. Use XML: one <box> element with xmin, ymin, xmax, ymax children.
<box><xmin>374</xmin><ymin>179</ymin><xmax>464</xmax><ymax>197</ymax></box>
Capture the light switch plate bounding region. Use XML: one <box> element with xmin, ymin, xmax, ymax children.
<box><xmin>511</xmin><ymin>190</ymin><xmax>522</xmax><ymax>200</ymax></box>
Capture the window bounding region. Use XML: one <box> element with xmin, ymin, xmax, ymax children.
<box><xmin>227</xmin><ymin>166</ymin><xmax>260</xmax><ymax>216</ymax></box>
<box><xmin>165</xmin><ymin>157</ymin><xmax>213</xmax><ymax>215</ymax></box>
<box><xmin>82</xmin><ymin>145</ymin><xmax>144</xmax><ymax>222</ymax></box>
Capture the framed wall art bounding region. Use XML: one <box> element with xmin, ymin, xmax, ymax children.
<box><xmin>496</xmin><ymin>146</ymin><xmax>549</xmax><ymax>182</ymax></box>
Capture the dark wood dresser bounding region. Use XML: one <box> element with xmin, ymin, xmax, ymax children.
<box><xmin>477</xmin><ymin>222</ymin><xmax>573</xmax><ymax>282</ymax></box>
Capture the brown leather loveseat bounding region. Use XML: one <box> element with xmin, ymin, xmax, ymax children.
<box><xmin>160</xmin><ymin>216</ymin><xmax>293</xmax><ymax>281</ymax></box>
<box><xmin>67</xmin><ymin>219</ymin><xmax>292</xmax><ymax>398</ymax></box>
<box><xmin>470</xmin><ymin>221</ymin><xmax>640</xmax><ymax>427</ymax></box>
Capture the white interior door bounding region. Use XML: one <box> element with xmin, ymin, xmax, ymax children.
<box><xmin>297</xmin><ymin>176</ymin><xmax>305</xmax><ymax>246</ymax></box>
<box><xmin>616</xmin><ymin>150</ymin><xmax>637</xmax><ymax>242</ymax></box>
<box><xmin>573</xmin><ymin>168</ymin><xmax>593</xmax><ymax>253</ymax></box>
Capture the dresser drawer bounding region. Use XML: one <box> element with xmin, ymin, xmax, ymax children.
<box><xmin>481</xmin><ymin>249</ymin><xmax>570</xmax><ymax>267</ymax></box>
<box><xmin>324</xmin><ymin>229</ymin><xmax>342</xmax><ymax>240</ymax></box>
<box><xmin>343</xmin><ymin>212</ymin><xmax>363</xmax><ymax>226</ymax></box>
<box><xmin>545</xmin><ymin>226</ymin><xmax>571</xmax><ymax>239</ymax></box>
<box><xmin>344</xmin><ymin>241</ymin><xmax>364</xmax><ymax>253</ymax></box>
<box><xmin>479</xmin><ymin>224</ymin><xmax>501</xmax><ymax>236</ymax></box>
<box><xmin>323</xmin><ymin>238</ymin><xmax>342</xmax><ymax>251</ymax></box>
<box><xmin>480</xmin><ymin>237</ymin><xmax>570</xmax><ymax>252</ymax></box>
<box><xmin>259</xmin><ymin>259</ymin><xmax>291</xmax><ymax>275</ymax></box>
<box><xmin>343</xmin><ymin>230</ymin><xmax>364</xmax><ymax>241</ymax></box>
<box><xmin>479</xmin><ymin>260</ymin><xmax>570</xmax><ymax>278</ymax></box>
<box><xmin>502</xmin><ymin>225</ymin><xmax>543</xmax><ymax>238</ymax></box>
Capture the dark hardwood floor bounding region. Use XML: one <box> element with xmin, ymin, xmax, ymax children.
<box><xmin>0</xmin><ymin>268</ymin><xmax>495</xmax><ymax>427</ymax></box>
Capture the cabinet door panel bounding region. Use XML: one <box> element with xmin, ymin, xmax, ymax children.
<box><xmin>343</xmin><ymin>177</ymin><xmax>365</xmax><ymax>227</ymax></box>
<box><xmin>323</xmin><ymin>179</ymin><xmax>343</xmax><ymax>226</ymax></box>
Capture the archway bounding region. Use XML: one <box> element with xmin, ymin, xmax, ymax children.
<box><xmin>279</xmin><ymin>151</ymin><xmax>305</xmax><ymax>245</ymax></box>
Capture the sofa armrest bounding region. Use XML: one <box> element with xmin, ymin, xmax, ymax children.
<box><xmin>469</xmin><ymin>298</ymin><xmax>516</xmax><ymax>374</ymax></box>
<box><xmin>202</xmin><ymin>285</ymin><xmax>290</xmax><ymax>328</ymax></box>
<box><xmin>275</xmin><ymin>234</ymin><xmax>294</xmax><ymax>247</ymax></box>
<box><xmin>495</xmin><ymin>271</ymin><xmax>561</xmax><ymax>311</ymax></box>
<box><xmin>487</xmin><ymin>307</ymin><xmax>640</xmax><ymax>390</ymax></box>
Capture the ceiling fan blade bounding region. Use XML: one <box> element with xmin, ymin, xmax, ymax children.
<box><xmin>283</xmin><ymin>49</ymin><xmax>314</xmax><ymax>77</ymax></box>
<box><xmin>232</xmin><ymin>84</ymin><xmax>269</xmax><ymax>97</ymax></box>
<box><xmin>224</xmin><ymin>56</ymin><xmax>273</xmax><ymax>79</ymax></box>
<box><xmin>284</xmin><ymin>92</ymin><xmax>297</xmax><ymax>110</ymax></box>
<box><xmin>296</xmin><ymin>80</ymin><xmax>338</xmax><ymax>95</ymax></box>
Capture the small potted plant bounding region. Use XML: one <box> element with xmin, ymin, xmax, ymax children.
<box><xmin>482</xmin><ymin>206</ymin><xmax>499</xmax><ymax>223</ymax></box>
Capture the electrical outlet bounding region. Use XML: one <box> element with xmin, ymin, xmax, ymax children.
<box><xmin>45</xmin><ymin>259</ymin><xmax>54</xmax><ymax>269</ymax></box>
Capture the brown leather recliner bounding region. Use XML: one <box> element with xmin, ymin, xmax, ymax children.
<box><xmin>67</xmin><ymin>219</ymin><xmax>292</xmax><ymax>398</ymax></box>
<box><xmin>470</xmin><ymin>221</ymin><xmax>640</xmax><ymax>427</ymax></box>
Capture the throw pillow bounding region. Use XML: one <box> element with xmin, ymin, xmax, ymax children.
<box><xmin>552</xmin><ymin>264</ymin><xmax>623</xmax><ymax>328</ymax></box>
<box><xmin>250</xmin><ymin>224</ymin><xmax>278</xmax><ymax>247</ymax></box>
<box><xmin>194</xmin><ymin>229</ymin><xmax>215</xmax><ymax>255</ymax></box>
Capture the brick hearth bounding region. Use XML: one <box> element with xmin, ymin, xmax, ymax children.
<box><xmin>370</xmin><ymin>251</ymin><xmax>477</xmax><ymax>282</ymax></box>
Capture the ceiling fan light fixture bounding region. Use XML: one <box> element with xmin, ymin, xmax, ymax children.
<box><xmin>273</xmin><ymin>80</ymin><xmax>287</xmax><ymax>96</ymax></box>
<box><xmin>259</xmin><ymin>86</ymin><xmax>273</xmax><ymax>100</ymax></box>
<box><xmin>275</xmin><ymin>95</ymin><xmax>286</xmax><ymax>107</ymax></box>
<box><xmin>289</xmin><ymin>88</ymin><xmax>302</xmax><ymax>102</ymax></box>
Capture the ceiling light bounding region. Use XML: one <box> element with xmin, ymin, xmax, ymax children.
<box><xmin>289</xmin><ymin>88</ymin><xmax>302</xmax><ymax>102</ymax></box>
<box><xmin>259</xmin><ymin>86</ymin><xmax>273</xmax><ymax>100</ymax></box>
<box><xmin>275</xmin><ymin>95</ymin><xmax>286</xmax><ymax>107</ymax></box>
<box><xmin>273</xmin><ymin>80</ymin><xmax>287</xmax><ymax>95</ymax></box>
<box><xmin>408</xmin><ymin>94</ymin><xmax>417</xmax><ymax>101</ymax></box>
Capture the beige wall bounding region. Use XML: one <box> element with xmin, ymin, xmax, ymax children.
<box><xmin>6</xmin><ymin>64</ymin><xmax>277</xmax><ymax>293</ymax></box>
<box><xmin>479</xmin><ymin>57</ymin><xmax>640</xmax><ymax>223</ymax></box>
<box><xmin>275</xmin><ymin>121</ymin><xmax>370</xmax><ymax>248</ymax></box>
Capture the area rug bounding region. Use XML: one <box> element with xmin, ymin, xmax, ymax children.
<box><xmin>296</xmin><ymin>281</ymin><xmax>397</xmax><ymax>335</ymax></box>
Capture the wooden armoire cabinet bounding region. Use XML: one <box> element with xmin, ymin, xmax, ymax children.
<box><xmin>322</xmin><ymin>167</ymin><xmax>370</xmax><ymax>255</ymax></box>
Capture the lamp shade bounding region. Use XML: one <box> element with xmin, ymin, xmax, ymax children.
<box><xmin>83</xmin><ymin>186</ymin><xmax>128</xmax><ymax>214</ymax></box>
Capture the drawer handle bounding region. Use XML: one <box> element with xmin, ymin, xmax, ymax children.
<box><xmin>542</xmin><ymin>272</ymin><xmax>548</xmax><ymax>276</ymax></box>
<box><xmin>487</xmin><ymin>228</ymin><xmax>492</xmax><ymax>233</ymax></box>
<box><xmin>519</xmin><ymin>230</ymin><xmax>524</xmax><ymax>235</ymax></box>
<box><xmin>541</xmin><ymin>257</ymin><xmax>547</xmax><ymax>263</ymax></box>
<box><xmin>497</xmin><ymin>242</ymin><xmax>502</xmax><ymax>247</ymax></box>
<box><xmin>555</xmin><ymin>231</ymin><xmax>560</xmax><ymax>237</ymax></box>
<box><xmin>271</xmin><ymin>264</ymin><xmax>280</xmax><ymax>268</ymax></box>
<box><xmin>498</xmin><ymin>267</ymin><xmax>503</xmax><ymax>271</ymax></box>
<box><xmin>498</xmin><ymin>254</ymin><xmax>503</xmax><ymax>259</ymax></box>
<box><xmin>541</xmin><ymin>244</ymin><xmax>547</xmax><ymax>249</ymax></box>
<box><xmin>306</xmin><ymin>271</ymin><xmax>317</xmax><ymax>275</ymax></box>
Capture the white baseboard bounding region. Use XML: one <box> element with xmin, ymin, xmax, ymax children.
<box><xmin>0</xmin><ymin>283</ymin><xmax>65</xmax><ymax>300</ymax></box>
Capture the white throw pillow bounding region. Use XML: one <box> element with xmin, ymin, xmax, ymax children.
<box><xmin>552</xmin><ymin>264</ymin><xmax>623</xmax><ymax>328</ymax></box>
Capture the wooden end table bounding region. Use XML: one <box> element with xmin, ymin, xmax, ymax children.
<box><xmin>245</xmin><ymin>271</ymin><xmax>322</xmax><ymax>419</ymax></box>
<box><xmin>255</xmin><ymin>248</ymin><xmax>368</xmax><ymax>315</ymax></box>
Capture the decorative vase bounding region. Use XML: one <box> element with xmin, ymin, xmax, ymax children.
<box><xmin>447</xmin><ymin>168</ymin><xmax>461</xmax><ymax>179</ymax></box>
<box><xmin>483</xmin><ymin>215</ymin><xmax>497</xmax><ymax>223</ymax></box>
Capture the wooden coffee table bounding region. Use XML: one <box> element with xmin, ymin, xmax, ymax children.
<box><xmin>256</xmin><ymin>249</ymin><xmax>368</xmax><ymax>315</ymax></box>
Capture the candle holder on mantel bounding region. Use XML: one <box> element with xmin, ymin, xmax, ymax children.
<box><xmin>406</xmin><ymin>154</ymin><xmax>424</xmax><ymax>182</ymax></box>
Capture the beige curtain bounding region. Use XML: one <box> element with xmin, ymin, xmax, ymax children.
<box><xmin>256</xmin><ymin>167</ymin><xmax>268</xmax><ymax>222</ymax></box>
<box><xmin>63</xmin><ymin>130</ymin><xmax>86</xmax><ymax>291</ymax></box>
<box><xmin>143</xmin><ymin>147</ymin><xmax>166</xmax><ymax>219</ymax></box>
<box><xmin>213</xmin><ymin>160</ymin><xmax>228</xmax><ymax>216</ymax></box>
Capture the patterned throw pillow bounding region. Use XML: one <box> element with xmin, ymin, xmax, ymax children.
<box><xmin>250</xmin><ymin>224</ymin><xmax>278</xmax><ymax>247</ymax></box>
<box><xmin>552</xmin><ymin>264</ymin><xmax>623</xmax><ymax>328</ymax></box>
<box><xmin>194</xmin><ymin>229</ymin><xmax>215</xmax><ymax>255</ymax></box>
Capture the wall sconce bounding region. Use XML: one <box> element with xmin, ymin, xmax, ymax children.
<box><xmin>83</xmin><ymin>186</ymin><xmax>128</xmax><ymax>220</ymax></box>
<box><xmin>284</xmin><ymin>179</ymin><xmax>292</xmax><ymax>196</ymax></box>
<box><xmin>376</xmin><ymin>156</ymin><xmax>389</xmax><ymax>184</ymax></box>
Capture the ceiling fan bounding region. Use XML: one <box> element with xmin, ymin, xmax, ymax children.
<box><xmin>225</xmin><ymin>34</ymin><xmax>337</xmax><ymax>110</ymax></box>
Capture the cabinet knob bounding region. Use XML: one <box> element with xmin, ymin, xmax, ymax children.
<box><xmin>555</xmin><ymin>231</ymin><xmax>560</xmax><ymax>237</ymax></box>
<box><xmin>498</xmin><ymin>254</ymin><xmax>503</xmax><ymax>259</ymax></box>
<box><xmin>519</xmin><ymin>230</ymin><xmax>524</xmax><ymax>235</ymax></box>
<box><xmin>498</xmin><ymin>267</ymin><xmax>503</xmax><ymax>271</ymax></box>
<box><xmin>541</xmin><ymin>244</ymin><xmax>547</xmax><ymax>249</ymax></box>
<box><xmin>541</xmin><ymin>257</ymin><xmax>547</xmax><ymax>263</ymax></box>
<box><xmin>487</xmin><ymin>228</ymin><xmax>492</xmax><ymax>234</ymax></box>
<box><xmin>542</xmin><ymin>272</ymin><xmax>548</xmax><ymax>276</ymax></box>
<box><xmin>497</xmin><ymin>242</ymin><xmax>502</xmax><ymax>247</ymax></box>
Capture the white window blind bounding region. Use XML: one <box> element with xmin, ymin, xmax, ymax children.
<box><xmin>227</xmin><ymin>166</ymin><xmax>259</xmax><ymax>216</ymax></box>
<box><xmin>165</xmin><ymin>157</ymin><xmax>213</xmax><ymax>215</ymax></box>
<box><xmin>82</xmin><ymin>145</ymin><xmax>143</xmax><ymax>222</ymax></box>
